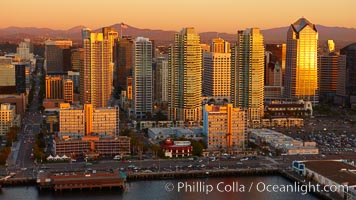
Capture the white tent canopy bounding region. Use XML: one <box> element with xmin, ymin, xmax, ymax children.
<box><xmin>61</xmin><ymin>155</ymin><xmax>69</xmax><ymax>160</ymax></box>
<box><xmin>54</xmin><ymin>155</ymin><xmax>61</xmax><ymax>160</ymax></box>
<box><xmin>47</xmin><ymin>155</ymin><xmax>54</xmax><ymax>160</ymax></box>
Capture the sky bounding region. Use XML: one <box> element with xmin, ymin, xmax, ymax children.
<box><xmin>1</xmin><ymin>0</ymin><xmax>356</xmax><ymax>33</ymax></box>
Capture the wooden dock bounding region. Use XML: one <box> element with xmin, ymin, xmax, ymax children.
<box><xmin>37</xmin><ymin>170</ymin><xmax>126</xmax><ymax>191</ymax></box>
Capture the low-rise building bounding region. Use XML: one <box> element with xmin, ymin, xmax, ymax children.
<box><xmin>264</xmin><ymin>100</ymin><xmax>313</xmax><ymax>117</ymax></box>
<box><xmin>293</xmin><ymin>160</ymin><xmax>356</xmax><ymax>199</ymax></box>
<box><xmin>53</xmin><ymin>134</ymin><xmax>130</xmax><ymax>157</ymax></box>
<box><xmin>140</xmin><ymin>120</ymin><xmax>185</xmax><ymax>130</ymax></box>
<box><xmin>249</xmin><ymin>129</ymin><xmax>318</xmax><ymax>155</ymax></box>
<box><xmin>258</xmin><ymin>118</ymin><xmax>304</xmax><ymax>128</ymax></box>
<box><xmin>148</xmin><ymin>127</ymin><xmax>202</xmax><ymax>141</ymax></box>
<box><xmin>161</xmin><ymin>139</ymin><xmax>193</xmax><ymax>158</ymax></box>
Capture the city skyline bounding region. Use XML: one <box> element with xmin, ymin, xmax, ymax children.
<box><xmin>1</xmin><ymin>0</ymin><xmax>356</xmax><ymax>33</ymax></box>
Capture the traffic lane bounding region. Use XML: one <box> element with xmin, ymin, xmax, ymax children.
<box><xmin>38</xmin><ymin>157</ymin><xmax>273</xmax><ymax>172</ymax></box>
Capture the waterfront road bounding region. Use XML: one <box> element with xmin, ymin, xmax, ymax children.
<box><xmin>4</xmin><ymin>59</ymin><xmax>44</xmax><ymax>177</ymax></box>
<box><xmin>15</xmin><ymin>156</ymin><xmax>277</xmax><ymax>177</ymax></box>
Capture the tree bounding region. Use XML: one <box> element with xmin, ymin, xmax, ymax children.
<box><xmin>151</xmin><ymin>144</ymin><xmax>164</xmax><ymax>158</ymax></box>
<box><xmin>154</xmin><ymin>110</ymin><xmax>167</xmax><ymax>121</ymax></box>
<box><xmin>0</xmin><ymin>147</ymin><xmax>11</xmax><ymax>165</ymax></box>
<box><xmin>146</xmin><ymin>112</ymin><xmax>153</xmax><ymax>120</ymax></box>
<box><xmin>191</xmin><ymin>140</ymin><xmax>204</xmax><ymax>156</ymax></box>
<box><xmin>6</xmin><ymin>126</ymin><xmax>19</xmax><ymax>146</ymax></box>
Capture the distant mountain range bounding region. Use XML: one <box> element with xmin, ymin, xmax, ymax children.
<box><xmin>1</xmin><ymin>23</ymin><xmax>356</xmax><ymax>48</ymax></box>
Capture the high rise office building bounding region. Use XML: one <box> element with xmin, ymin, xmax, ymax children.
<box><xmin>127</xmin><ymin>77</ymin><xmax>133</xmax><ymax>100</ymax></box>
<box><xmin>80</xmin><ymin>28</ymin><xmax>112</xmax><ymax>108</ymax></box>
<box><xmin>114</xmin><ymin>36</ymin><xmax>134</xmax><ymax>90</ymax></box>
<box><xmin>63</xmin><ymin>79</ymin><xmax>74</xmax><ymax>103</ymax></box>
<box><xmin>0</xmin><ymin>57</ymin><xmax>15</xmax><ymax>94</ymax></box>
<box><xmin>15</xmin><ymin>63</ymin><xmax>27</xmax><ymax>94</ymax></box>
<box><xmin>44</xmin><ymin>40</ymin><xmax>72</xmax><ymax>73</ymax></box>
<box><xmin>155</xmin><ymin>55</ymin><xmax>169</xmax><ymax>104</ymax></box>
<box><xmin>231</xmin><ymin>28</ymin><xmax>265</xmax><ymax>123</ymax></box>
<box><xmin>203</xmin><ymin>38</ymin><xmax>231</xmax><ymax>97</ymax></box>
<box><xmin>102</xmin><ymin>27</ymin><xmax>118</xmax><ymax>89</ymax></box>
<box><xmin>132</xmin><ymin>37</ymin><xmax>153</xmax><ymax>119</ymax></box>
<box><xmin>211</xmin><ymin>38</ymin><xmax>230</xmax><ymax>53</ymax></box>
<box><xmin>318</xmin><ymin>53</ymin><xmax>341</xmax><ymax>103</ymax></box>
<box><xmin>339</xmin><ymin>43</ymin><xmax>356</xmax><ymax>107</ymax></box>
<box><xmin>284</xmin><ymin>18</ymin><xmax>318</xmax><ymax>104</ymax></box>
<box><xmin>0</xmin><ymin>57</ymin><xmax>28</xmax><ymax>94</ymax></box>
<box><xmin>71</xmin><ymin>48</ymin><xmax>84</xmax><ymax>72</ymax></box>
<box><xmin>168</xmin><ymin>27</ymin><xmax>202</xmax><ymax>123</ymax></box>
<box><xmin>16</xmin><ymin>38</ymin><xmax>34</xmax><ymax>60</ymax></box>
<box><xmin>46</xmin><ymin>76</ymin><xmax>63</xmax><ymax>99</ymax></box>
<box><xmin>265</xmin><ymin>44</ymin><xmax>286</xmax><ymax>86</ymax></box>
<box><xmin>334</xmin><ymin>55</ymin><xmax>347</xmax><ymax>106</ymax></box>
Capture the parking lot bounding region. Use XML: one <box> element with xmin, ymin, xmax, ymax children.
<box><xmin>276</xmin><ymin>117</ymin><xmax>356</xmax><ymax>155</ymax></box>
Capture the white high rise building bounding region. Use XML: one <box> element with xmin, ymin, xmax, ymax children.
<box><xmin>132</xmin><ymin>37</ymin><xmax>153</xmax><ymax>119</ymax></box>
<box><xmin>16</xmin><ymin>39</ymin><xmax>34</xmax><ymax>60</ymax></box>
<box><xmin>203</xmin><ymin>38</ymin><xmax>231</xmax><ymax>97</ymax></box>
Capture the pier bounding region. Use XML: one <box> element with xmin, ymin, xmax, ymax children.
<box><xmin>126</xmin><ymin>168</ymin><xmax>279</xmax><ymax>181</ymax></box>
<box><xmin>37</xmin><ymin>170</ymin><xmax>126</xmax><ymax>191</ymax></box>
<box><xmin>0</xmin><ymin>166</ymin><xmax>345</xmax><ymax>199</ymax></box>
<box><xmin>279</xmin><ymin>169</ymin><xmax>344</xmax><ymax>200</ymax></box>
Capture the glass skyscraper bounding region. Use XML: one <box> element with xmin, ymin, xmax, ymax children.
<box><xmin>80</xmin><ymin>28</ymin><xmax>114</xmax><ymax>108</ymax></box>
<box><xmin>231</xmin><ymin>28</ymin><xmax>265</xmax><ymax>125</ymax></box>
<box><xmin>168</xmin><ymin>27</ymin><xmax>202</xmax><ymax>123</ymax></box>
<box><xmin>285</xmin><ymin>18</ymin><xmax>319</xmax><ymax>104</ymax></box>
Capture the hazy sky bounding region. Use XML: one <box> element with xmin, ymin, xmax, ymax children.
<box><xmin>1</xmin><ymin>0</ymin><xmax>355</xmax><ymax>33</ymax></box>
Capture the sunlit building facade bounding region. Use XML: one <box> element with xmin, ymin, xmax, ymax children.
<box><xmin>0</xmin><ymin>103</ymin><xmax>20</xmax><ymax>136</ymax></box>
<box><xmin>284</xmin><ymin>18</ymin><xmax>319</xmax><ymax>104</ymax></box>
<box><xmin>168</xmin><ymin>27</ymin><xmax>202</xmax><ymax>123</ymax></box>
<box><xmin>203</xmin><ymin>38</ymin><xmax>231</xmax><ymax>97</ymax></box>
<box><xmin>59</xmin><ymin>103</ymin><xmax>119</xmax><ymax>137</ymax></box>
<box><xmin>63</xmin><ymin>79</ymin><xmax>74</xmax><ymax>103</ymax></box>
<box><xmin>45</xmin><ymin>76</ymin><xmax>63</xmax><ymax>99</ymax></box>
<box><xmin>231</xmin><ymin>28</ymin><xmax>265</xmax><ymax>124</ymax></box>
<box><xmin>81</xmin><ymin>28</ymin><xmax>113</xmax><ymax>108</ymax></box>
<box><xmin>102</xmin><ymin>27</ymin><xmax>118</xmax><ymax>92</ymax></box>
<box><xmin>59</xmin><ymin>103</ymin><xmax>85</xmax><ymax>134</ymax></box>
<box><xmin>203</xmin><ymin>104</ymin><xmax>246</xmax><ymax>150</ymax></box>
<box><xmin>0</xmin><ymin>57</ymin><xmax>15</xmax><ymax>94</ymax></box>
